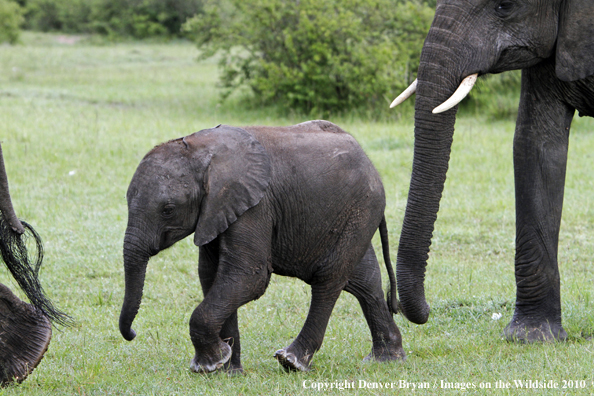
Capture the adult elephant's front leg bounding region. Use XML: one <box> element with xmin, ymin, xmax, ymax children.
<box><xmin>504</xmin><ymin>66</ymin><xmax>574</xmax><ymax>342</ymax></box>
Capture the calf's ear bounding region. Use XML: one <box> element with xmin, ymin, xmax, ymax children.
<box><xmin>555</xmin><ymin>0</ymin><xmax>594</xmax><ymax>81</ymax></box>
<box><xmin>185</xmin><ymin>126</ymin><xmax>271</xmax><ymax>246</ymax></box>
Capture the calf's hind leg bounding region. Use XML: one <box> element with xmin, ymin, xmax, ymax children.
<box><xmin>344</xmin><ymin>245</ymin><xmax>405</xmax><ymax>362</ymax></box>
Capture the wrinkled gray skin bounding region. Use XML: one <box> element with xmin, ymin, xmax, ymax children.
<box><xmin>0</xmin><ymin>145</ymin><xmax>25</xmax><ymax>236</ymax></box>
<box><xmin>120</xmin><ymin>121</ymin><xmax>405</xmax><ymax>373</ymax></box>
<box><xmin>397</xmin><ymin>0</ymin><xmax>594</xmax><ymax>343</ymax></box>
<box><xmin>0</xmin><ymin>143</ymin><xmax>51</xmax><ymax>386</ymax></box>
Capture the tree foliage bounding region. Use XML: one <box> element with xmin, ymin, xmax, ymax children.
<box><xmin>184</xmin><ymin>0</ymin><xmax>434</xmax><ymax>115</ymax></box>
<box><xmin>0</xmin><ymin>0</ymin><xmax>24</xmax><ymax>44</ymax></box>
<box><xmin>22</xmin><ymin>0</ymin><xmax>204</xmax><ymax>38</ymax></box>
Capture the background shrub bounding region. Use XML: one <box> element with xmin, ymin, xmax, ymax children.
<box><xmin>24</xmin><ymin>0</ymin><xmax>63</xmax><ymax>31</ymax></box>
<box><xmin>15</xmin><ymin>0</ymin><xmax>521</xmax><ymax>119</ymax></box>
<box><xmin>0</xmin><ymin>0</ymin><xmax>24</xmax><ymax>44</ymax></box>
<box><xmin>87</xmin><ymin>0</ymin><xmax>204</xmax><ymax>38</ymax></box>
<box><xmin>183</xmin><ymin>0</ymin><xmax>434</xmax><ymax>116</ymax></box>
<box><xmin>22</xmin><ymin>0</ymin><xmax>204</xmax><ymax>38</ymax></box>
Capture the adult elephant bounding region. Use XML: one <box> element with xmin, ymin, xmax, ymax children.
<box><xmin>391</xmin><ymin>0</ymin><xmax>594</xmax><ymax>342</ymax></box>
<box><xmin>0</xmin><ymin>143</ymin><xmax>70</xmax><ymax>386</ymax></box>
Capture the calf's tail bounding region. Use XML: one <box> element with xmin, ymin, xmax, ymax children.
<box><xmin>379</xmin><ymin>215</ymin><xmax>399</xmax><ymax>315</ymax></box>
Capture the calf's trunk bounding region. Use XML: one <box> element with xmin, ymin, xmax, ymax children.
<box><xmin>119</xmin><ymin>232</ymin><xmax>151</xmax><ymax>341</ymax></box>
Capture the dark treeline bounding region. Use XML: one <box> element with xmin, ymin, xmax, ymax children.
<box><xmin>7</xmin><ymin>0</ymin><xmax>204</xmax><ymax>38</ymax></box>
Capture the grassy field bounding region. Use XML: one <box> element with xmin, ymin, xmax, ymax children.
<box><xmin>0</xmin><ymin>33</ymin><xmax>593</xmax><ymax>395</ymax></box>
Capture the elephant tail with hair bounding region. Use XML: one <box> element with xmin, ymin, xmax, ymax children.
<box><xmin>0</xmin><ymin>214</ymin><xmax>73</xmax><ymax>327</ymax></box>
<box><xmin>379</xmin><ymin>215</ymin><xmax>399</xmax><ymax>315</ymax></box>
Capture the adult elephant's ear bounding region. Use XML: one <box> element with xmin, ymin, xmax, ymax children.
<box><xmin>187</xmin><ymin>125</ymin><xmax>271</xmax><ymax>246</ymax></box>
<box><xmin>555</xmin><ymin>0</ymin><xmax>594</xmax><ymax>81</ymax></box>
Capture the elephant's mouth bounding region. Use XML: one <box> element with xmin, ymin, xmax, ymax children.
<box><xmin>158</xmin><ymin>226</ymin><xmax>193</xmax><ymax>251</ymax></box>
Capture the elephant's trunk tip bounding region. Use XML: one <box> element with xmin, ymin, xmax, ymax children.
<box><xmin>119</xmin><ymin>305</ymin><xmax>138</xmax><ymax>341</ymax></box>
<box><xmin>120</xmin><ymin>324</ymin><xmax>137</xmax><ymax>341</ymax></box>
<box><xmin>400</xmin><ymin>299</ymin><xmax>430</xmax><ymax>324</ymax></box>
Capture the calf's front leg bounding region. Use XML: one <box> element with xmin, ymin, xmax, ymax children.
<box><xmin>190</xmin><ymin>232</ymin><xmax>272</xmax><ymax>373</ymax></box>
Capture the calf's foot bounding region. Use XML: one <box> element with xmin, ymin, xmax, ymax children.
<box><xmin>274</xmin><ymin>347</ymin><xmax>312</xmax><ymax>372</ymax></box>
<box><xmin>364</xmin><ymin>342</ymin><xmax>406</xmax><ymax>363</ymax></box>
<box><xmin>190</xmin><ymin>340</ymin><xmax>232</xmax><ymax>374</ymax></box>
<box><xmin>223</xmin><ymin>360</ymin><xmax>243</xmax><ymax>376</ymax></box>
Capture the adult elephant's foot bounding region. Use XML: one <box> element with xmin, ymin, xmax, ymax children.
<box><xmin>189</xmin><ymin>340</ymin><xmax>232</xmax><ymax>374</ymax></box>
<box><xmin>0</xmin><ymin>284</ymin><xmax>52</xmax><ymax>386</ymax></box>
<box><xmin>363</xmin><ymin>343</ymin><xmax>407</xmax><ymax>363</ymax></box>
<box><xmin>504</xmin><ymin>317</ymin><xmax>567</xmax><ymax>343</ymax></box>
<box><xmin>274</xmin><ymin>347</ymin><xmax>312</xmax><ymax>372</ymax></box>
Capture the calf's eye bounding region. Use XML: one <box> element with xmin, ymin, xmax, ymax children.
<box><xmin>495</xmin><ymin>0</ymin><xmax>515</xmax><ymax>17</ymax></box>
<box><xmin>162</xmin><ymin>205</ymin><xmax>175</xmax><ymax>217</ymax></box>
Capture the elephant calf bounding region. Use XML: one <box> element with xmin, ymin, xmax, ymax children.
<box><xmin>119</xmin><ymin>121</ymin><xmax>405</xmax><ymax>373</ymax></box>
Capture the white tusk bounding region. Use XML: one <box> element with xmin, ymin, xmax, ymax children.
<box><xmin>390</xmin><ymin>79</ymin><xmax>418</xmax><ymax>108</ymax></box>
<box><xmin>432</xmin><ymin>73</ymin><xmax>478</xmax><ymax>114</ymax></box>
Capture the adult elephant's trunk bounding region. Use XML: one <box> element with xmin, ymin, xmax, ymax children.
<box><xmin>396</xmin><ymin>26</ymin><xmax>467</xmax><ymax>324</ymax></box>
<box><xmin>0</xmin><ymin>143</ymin><xmax>72</xmax><ymax>326</ymax></box>
<box><xmin>0</xmin><ymin>144</ymin><xmax>24</xmax><ymax>235</ymax></box>
<box><xmin>119</xmin><ymin>231</ymin><xmax>151</xmax><ymax>341</ymax></box>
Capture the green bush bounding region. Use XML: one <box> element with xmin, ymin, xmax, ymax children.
<box><xmin>23</xmin><ymin>0</ymin><xmax>204</xmax><ymax>38</ymax></box>
<box><xmin>23</xmin><ymin>0</ymin><xmax>91</xmax><ymax>32</ymax></box>
<box><xmin>184</xmin><ymin>0</ymin><xmax>434</xmax><ymax>116</ymax></box>
<box><xmin>0</xmin><ymin>0</ymin><xmax>24</xmax><ymax>44</ymax></box>
<box><xmin>25</xmin><ymin>0</ymin><xmax>62</xmax><ymax>31</ymax></box>
<box><xmin>87</xmin><ymin>0</ymin><xmax>168</xmax><ymax>38</ymax></box>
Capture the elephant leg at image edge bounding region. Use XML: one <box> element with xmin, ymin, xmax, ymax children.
<box><xmin>344</xmin><ymin>246</ymin><xmax>405</xmax><ymax>362</ymax></box>
<box><xmin>504</xmin><ymin>68</ymin><xmax>573</xmax><ymax>342</ymax></box>
<box><xmin>0</xmin><ymin>283</ymin><xmax>51</xmax><ymax>386</ymax></box>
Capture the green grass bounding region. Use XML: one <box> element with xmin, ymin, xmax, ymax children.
<box><xmin>0</xmin><ymin>32</ymin><xmax>593</xmax><ymax>395</ymax></box>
